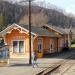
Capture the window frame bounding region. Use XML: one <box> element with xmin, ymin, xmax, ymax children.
<box><xmin>12</xmin><ymin>40</ymin><xmax>25</xmax><ymax>54</ymax></box>
<box><xmin>38</xmin><ymin>38</ymin><xmax>43</xmax><ymax>53</ymax></box>
<box><xmin>50</xmin><ymin>38</ymin><xmax>55</xmax><ymax>53</ymax></box>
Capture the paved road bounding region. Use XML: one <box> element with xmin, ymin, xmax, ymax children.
<box><xmin>0</xmin><ymin>49</ymin><xmax>75</xmax><ymax>75</ymax></box>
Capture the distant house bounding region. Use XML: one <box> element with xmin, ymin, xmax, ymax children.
<box><xmin>0</xmin><ymin>23</ymin><xmax>72</xmax><ymax>58</ymax></box>
<box><xmin>71</xmin><ymin>28</ymin><xmax>75</xmax><ymax>41</ymax></box>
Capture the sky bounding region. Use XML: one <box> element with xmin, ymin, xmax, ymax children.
<box><xmin>48</xmin><ymin>0</ymin><xmax>75</xmax><ymax>14</ymax></box>
<box><xmin>14</xmin><ymin>0</ymin><xmax>75</xmax><ymax>14</ymax></box>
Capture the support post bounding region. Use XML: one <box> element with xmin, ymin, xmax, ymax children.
<box><xmin>29</xmin><ymin>0</ymin><xmax>32</xmax><ymax>64</ymax></box>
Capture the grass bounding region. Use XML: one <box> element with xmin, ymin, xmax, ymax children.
<box><xmin>71</xmin><ymin>44</ymin><xmax>75</xmax><ymax>48</ymax></box>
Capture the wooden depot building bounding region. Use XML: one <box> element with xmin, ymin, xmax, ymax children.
<box><xmin>0</xmin><ymin>23</ymin><xmax>72</xmax><ymax>58</ymax></box>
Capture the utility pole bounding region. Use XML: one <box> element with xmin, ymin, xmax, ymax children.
<box><xmin>29</xmin><ymin>0</ymin><xmax>32</xmax><ymax>64</ymax></box>
<box><xmin>19</xmin><ymin>0</ymin><xmax>32</xmax><ymax>64</ymax></box>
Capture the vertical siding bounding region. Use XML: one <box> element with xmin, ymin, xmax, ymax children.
<box><xmin>33</xmin><ymin>37</ymin><xmax>38</xmax><ymax>52</ymax></box>
<box><xmin>5</xmin><ymin>29</ymin><xmax>29</xmax><ymax>58</ymax></box>
<box><xmin>43</xmin><ymin>37</ymin><xmax>50</xmax><ymax>53</ymax></box>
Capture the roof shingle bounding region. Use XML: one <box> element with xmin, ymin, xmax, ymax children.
<box><xmin>19</xmin><ymin>24</ymin><xmax>59</xmax><ymax>37</ymax></box>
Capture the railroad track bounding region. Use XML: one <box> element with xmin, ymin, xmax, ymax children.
<box><xmin>36</xmin><ymin>54</ymin><xmax>75</xmax><ymax>75</ymax></box>
<box><xmin>50</xmin><ymin>54</ymin><xmax>75</xmax><ymax>75</ymax></box>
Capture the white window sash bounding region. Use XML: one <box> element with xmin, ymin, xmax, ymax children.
<box><xmin>38</xmin><ymin>38</ymin><xmax>43</xmax><ymax>52</ymax></box>
<box><xmin>12</xmin><ymin>40</ymin><xmax>25</xmax><ymax>53</ymax></box>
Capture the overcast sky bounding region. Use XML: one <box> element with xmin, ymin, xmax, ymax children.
<box><xmin>11</xmin><ymin>0</ymin><xmax>75</xmax><ymax>14</ymax></box>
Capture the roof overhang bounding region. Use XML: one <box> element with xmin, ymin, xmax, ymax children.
<box><xmin>44</xmin><ymin>24</ymin><xmax>72</xmax><ymax>35</ymax></box>
<box><xmin>0</xmin><ymin>23</ymin><xmax>36</xmax><ymax>36</ymax></box>
<box><xmin>44</xmin><ymin>24</ymin><xmax>64</xmax><ymax>34</ymax></box>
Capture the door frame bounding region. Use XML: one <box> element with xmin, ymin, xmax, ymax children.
<box><xmin>50</xmin><ymin>38</ymin><xmax>54</xmax><ymax>53</ymax></box>
<box><xmin>38</xmin><ymin>38</ymin><xmax>43</xmax><ymax>52</ymax></box>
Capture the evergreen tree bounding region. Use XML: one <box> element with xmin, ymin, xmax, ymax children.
<box><xmin>0</xmin><ymin>13</ymin><xmax>6</xmax><ymax>31</ymax></box>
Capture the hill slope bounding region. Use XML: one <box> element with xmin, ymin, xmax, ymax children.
<box><xmin>0</xmin><ymin>1</ymin><xmax>75</xmax><ymax>28</ymax></box>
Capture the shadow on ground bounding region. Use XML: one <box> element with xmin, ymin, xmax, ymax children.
<box><xmin>9</xmin><ymin>64</ymin><xmax>32</xmax><ymax>67</ymax></box>
<box><xmin>44</xmin><ymin>48</ymin><xmax>75</xmax><ymax>60</ymax></box>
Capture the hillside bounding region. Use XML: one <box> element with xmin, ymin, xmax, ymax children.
<box><xmin>0</xmin><ymin>1</ymin><xmax>75</xmax><ymax>29</ymax></box>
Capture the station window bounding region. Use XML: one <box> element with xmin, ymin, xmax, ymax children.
<box><xmin>38</xmin><ymin>38</ymin><xmax>43</xmax><ymax>52</ymax></box>
<box><xmin>13</xmin><ymin>40</ymin><xmax>24</xmax><ymax>53</ymax></box>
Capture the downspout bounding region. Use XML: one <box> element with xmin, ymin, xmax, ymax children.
<box><xmin>68</xmin><ymin>32</ymin><xmax>71</xmax><ymax>48</ymax></box>
<box><xmin>31</xmin><ymin>35</ymin><xmax>34</xmax><ymax>52</ymax></box>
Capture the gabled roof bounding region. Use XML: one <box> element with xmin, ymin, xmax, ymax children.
<box><xmin>44</xmin><ymin>24</ymin><xmax>71</xmax><ymax>34</ymax></box>
<box><xmin>0</xmin><ymin>23</ymin><xmax>36</xmax><ymax>36</ymax></box>
<box><xmin>0</xmin><ymin>23</ymin><xmax>59</xmax><ymax>37</ymax></box>
<box><xmin>18</xmin><ymin>24</ymin><xmax>59</xmax><ymax>37</ymax></box>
